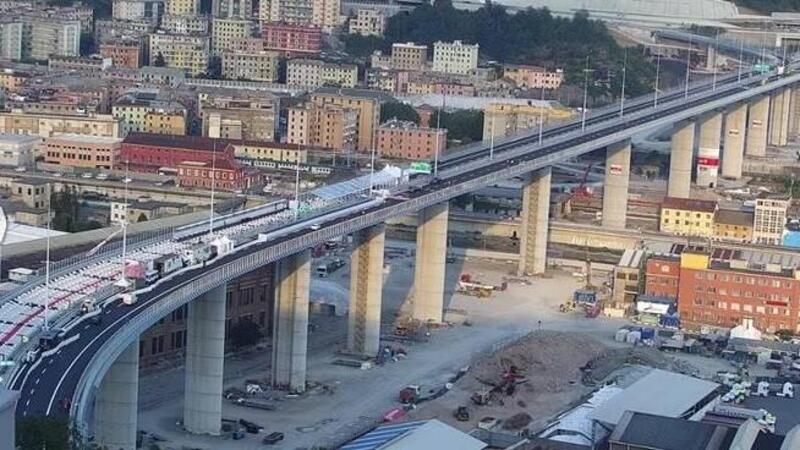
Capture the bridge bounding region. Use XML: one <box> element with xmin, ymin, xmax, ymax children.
<box><xmin>3</xmin><ymin>64</ymin><xmax>800</xmax><ymax>449</ymax></box>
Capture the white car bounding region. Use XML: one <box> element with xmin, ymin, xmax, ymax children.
<box><xmin>14</xmin><ymin>167</ymin><xmax>26</xmax><ymax>172</ymax></box>
<box><xmin>81</xmin><ymin>173</ymin><xmax>93</xmax><ymax>179</ymax></box>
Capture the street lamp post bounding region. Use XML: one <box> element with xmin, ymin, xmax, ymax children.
<box><xmin>581</xmin><ymin>57</ymin><xmax>592</xmax><ymax>132</ymax></box>
<box><xmin>620</xmin><ymin>48</ymin><xmax>627</xmax><ymax>118</ymax></box>
<box><xmin>654</xmin><ymin>51</ymin><xmax>661</xmax><ymax>108</ymax></box>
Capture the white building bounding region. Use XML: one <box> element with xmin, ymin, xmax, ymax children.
<box><xmin>0</xmin><ymin>22</ymin><xmax>22</xmax><ymax>61</ymax></box>
<box><xmin>286</xmin><ymin>58</ymin><xmax>358</xmax><ymax>88</ymax></box>
<box><xmin>432</xmin><ymin>40</ymin><xmax>478</xmax><ymax>75</ymax></box>
<box><xmin>753</xmin><ymin>198</ymin><xmax>789</xmax><ymax>245</ymax></box>
<box><xmin>24</xmin><ymin>19</ymin><xmax>80</xmax><ymax>61</ymax></box>
<box><xmin>113</xmin><ymin>0</ymin><xmax>164</xmax><ymax>22</ymax></box>
<box><xmin>348</xmin><ymin>8</ymin><xmax>383</xmax><ymax>36</ymax></box>
<box><xmin>0</xmin><ymin>134</ymin><xmax>38</xmax><ymax>168</ymax></box>
<box><xmin>259</xmin><ymin>0</ymin><xmax>340</xmax><ymax>29</ymax></box>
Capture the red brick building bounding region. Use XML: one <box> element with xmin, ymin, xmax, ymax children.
<box><xmin>261</xmin><ymin>22</ymin><xmax>322</xmax><ymax>55</ymax></box>
<box><xmin>177</xmin><ymin>159</ymin><xmax>262</xmax><ymax>191</ymax></box>
<box><xmin>120</xmin><ymin>133</ymin><xmax>236</xmax><ymax>173</ymax></box>
<box><xmin>376</xmin><ymin>118</ymin><xmax>447</xmax><ymax>160</ymax></box>
<box><xmin>99</xmin><ymin>40</ymin><xmax>142</xmax><ymax>69</ymax></box>
<box><xmin>645</xmin><ymin>250</ymin><xmax>800</xmax><ymax>333</ymax></box>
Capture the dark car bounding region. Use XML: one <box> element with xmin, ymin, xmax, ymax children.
<box><xmin>238</xmin><ymin>418</ymin><xmax>263</xmax><ymax>434</ymax></box>
<box><xmin>262</xmin><ymin>432</ymin><xmax>284</xmax><ymax>445</ymax></box>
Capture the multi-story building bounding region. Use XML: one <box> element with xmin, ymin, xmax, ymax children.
<box><xmin>389</xmin><ymin>42</ymin><xmax>427</xmax><ymax>71</ymax></box>
<box><xmin>753</xmin><ymin>198</ymin><xmax>788</xmax><ymax>245</ymax></box>
<box><xmin>212</xmin><ymin>0</ymin><xmax>253</xmax><ymax>19</ymax></box>
<box><xmin>231</xmin><ymin>140</ymin><xmax>308</xmax><ymax>164</ymax></box>
<box><xmin>0</xmin><ymin>21</ymin><xmax>23</xmax><ymax>61</ymax></box>
<box><xmin>42</xmin><ymin>134</ymin><xmax>121</xmax><ymax>169</ymax></box>
<box><xmin>165</xmin><ymin>0</ymin><xmax>198</xmax><ymax>16</ymax></box>
<box><xmin>99</xmin><ymin>40</ymin><xmax>142</xmax><ymax>69</ymax></box>
<box><xmin>645</xmin><ymin>249</ymin><xmax>800</xmax><ymax>333</ymax></box>
<box><xmin>161</xmin><ymin>14</ymin><xmax>209</xmax><ymax>35</ymax></box>
<box><xmin>286</xmin><ymin>58</ymin><xmax>358</xmax><ymax>88</ymax></box>
<box><xmin>48</xmin><ymin>55</ymin><xmax>112</xmax><ymax>74</ymax></box>
<box><xmin>144</xmin><ymin>110</ymin><xmax>187</xmax><ymax>135</ymax></box>
<box><xmin>261</xmin><ymin>22</ymin><xmax>321</xmax><ymax>55</ymax></box>
<box><xmin>111</xmin><ymin>198</ymin><xmax>191</xmax><ymax>223</ymax></box>
<box><xmin>259</xmin><ymin>0</ymin><xmax>340</xmax><ymax>29</ymax></box>
<box><xmin>9</xmin><ymin>178</ymin><xmax>50</xmax><ymax>210</ymax></box>
<box><xmin>376</xmin><ymin>118</ymin><xmax>446</xmax><ymax>160</ymax></box>
<box><xmin>200</xmin><ymin>93</ymin><xmax>277</xmax><ymax>141</ymax></box>
<box><xmin>120</xmin><ymin>132</ymin><xmax>236</xmax><ymax>173</ymax></box>
<box><xmin>432</xmin><ymin>40</ymin><xmax>478</xmax><ymax>75</ymax></box>
<box><xmin>309</xmin><ymin>87</ymin><xmax>384</xmax><ymax>152</ymax></box>
<box><xmin>139</xmin><ymin>266</ymin><xmax>274</xmax><ymax>370</ymax></box>
<box><xmin>608</xmin><ymin>249</ymin><xmax>645</xmax><ymax>317</ymax></box>
<box><xmin>287</xmin><ymin>102</ymin><xmax>357</xmax><ymax>151</ymax></box>
<box><xmin>659</xmin><ymin>196</ymin><xmax>718</xmax><ymax>238</ymax></box>
<box><xmin>95</xmin><ymin>18</ymin><xmax>155</xmax><ymax>44</ymax></box>
<box><xmin>0</xmin><ymin>133</ymin><xmax>38</xmax><ymax>168</ymax></box>
<box><xmin>482</xmin><ymin>101</ymin><xmax>574</xmax><ymax>140</ymax></box>
<box><xmin>713</xmin><ymin>209</ymin><xmax>754</xmax><ymax>243</ymax></box>
<box><xmin>23</xmin><ymin>18</ymin><xmax>80</xmax><ymax>61</ymax></box>
<box><xmin>211</xmin><ymin>17</ymin><xmax>252</xmax><ymax>54</ymax></box>
<box><xmin>503</xmin><ymin>65</ymin><xmax>564</xmax><ymax>90</ymax></box>
<box><xmin>113</xmin><ymin>0</ymin><xmax>165</xmax><ymax>22</ymax></box>
<box><xmin>348</xmin><ymin>8</ymin><xmax>383</xmax><ymax>36</ymax></box>
<box><xmin>177</xmin><ymin>159</ymin><xmax>261</xmax><ymax>191</ymax></box>
<box><xmin>148</xmin><ymin>32</ymin><xmax>210</xmax><ymax>76</ymax></box>
<box><xmin>0</xmin><ymin>110</ymin><xmax>121</xmax><ymax>138</ymax></box>
<box><xmin>220</xmin><ymin>51</ymin><xmax>279</xmax><ymax>81</ymax></box>
<box><xmin>0</xmin><ymin>69</ymin><xmax>29</xmax><ymax>93</ymax></box>
<box><xmin>112</xmin><ymin>91</ymin><xmax>188</xmax><ymax>135</ymax></box>
<box><xmin>405</xmin><ymin>78</ymin><xmax>475</xmax><ymax>96</ymax></box>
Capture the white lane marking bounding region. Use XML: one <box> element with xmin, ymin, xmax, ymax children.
<box><xmin>34</xmin><ymin>378</ymin><xmax>40</xmax><ymax>385</ymax></box>
<box><xmin>25</xmin><ymin>399</ymin><xmax>30</xmax><ymax>407</ymax></box>
<box><xmin>83</xmin><ymin>325</ymin><xmax>90</xmax><ymax>330</ymax></box>
<box><xmin>42</xmin><ymin>367</ymin><xmax>47</xmax><ymax>374</ymax></box>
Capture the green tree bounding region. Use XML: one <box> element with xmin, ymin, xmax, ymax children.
<box><xmin>153</xmin><ymin>52</ymin><xmax>166</xmax><ymax>67</ymax></box>
<box><xmin>79</xmin><ymin>32</ymin><xmax>96</xmax><ymax>56</ymax></box>
<box><xmin>380</xmin><ymin>101</ymin><xmax>420</xmax><ymax>124</ymax></box>
<box><xmin>342</xmin><ymin>34</ymin><xmax>385</xmax><ymax>58</ymax></box>
<box><xmin>439</xmin><ymin>109</ymin><xmax>484</xmax><ymax>144</ymax></box>
<box><xmin>16</xmin><ymin>416</ymin><xmax>69</xmax><ymax>450</ymax></box>
<box><xmin>229</xmin><ymin>319</ymin><xmax>263</xmax><ymax>348</ymax></box>
<box><xmin>137</xmin><ymin>213</ymin><xmax>149</xmax><ymax>222</ymax></box>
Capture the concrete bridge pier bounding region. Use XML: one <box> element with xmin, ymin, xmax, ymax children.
<box><xmin>746</xmin><ymin>96</ymin><xmax>769</xmax><ymax>157</ymax></box>
<box><xmin>601</xmin><ymin>139</ymin><xmax>631</xmax><ymax>229</ymax></box>
<box><xmin>410</xmin><ymin>203</ymin><xmax>449</xmax><ymax>323</ymax></box>
<box><xmin>272</xmin><ymin>249</ymin><xmax>310</xmax><ymax>393</ymax></box>
<box><xmin>789</xmin><ymin>87</ymin><xmax>799</xmax><ymax>139</ymax></box>
<box><xmin>721</xmin><ymin>103</ymin><xmax>747</xmax><ymax>179</ymax></box>
<box><xmin>696</xmin><ymin>112</ymin><xmax>722</xmax><ymax>188</ymax></box>
<box><xmin>347</xmin><ymin>224</ymin><xmax>385</xmax><ymax>356</ymax></box>
<box><xmin>184</xmin><ymin>284</ymin><xmax>226</xmax><ymax>435</ymax></box>
<box><xmin>94</xmin><ymin>342</ymin><xmax>139</xmax><ymax>450</ymax></box>
<box><xmin>667</xmin><ymin>119</ymin><xmax>695</xmax><ymax>199</ymax></box>
<box><xmin>769</xmin><ymin>89</ymin><xmax>790</xmax><ymax>147</ymax></box>
<box><xmin>518</xmin><ymin>167</ymin><xmax>551</xmax><ymax>276</ymax></box>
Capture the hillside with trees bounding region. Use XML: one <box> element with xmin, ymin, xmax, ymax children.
<box><xmin>734</xmin><ymin>0</ymin><xmax>800</xmax><ymax>13</ymax></box>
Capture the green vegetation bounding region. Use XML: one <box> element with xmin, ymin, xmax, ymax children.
<box><xmin>153</xmin><ymin>52</ymin><xmax>166</xmax><ymax>67</ymax></box>
<box><xmin>380</xmin><ymin>101</ymin><xmax>420</xmax><ymax>124</ymax></box>
<box><xmin>437</xmin><ymin>109</ymin><xmax>483</xmax><ymax>144</ymax></box>
<box><xmin>342</xmin><ymin>34</ymin><xmax>385</xmax><ymax>59</ymax></box>
<box><xmin>16</xmin><ymin>416</ymin><xmax>70</xmax><ymax>450</ymax></box>
<box><xmin>346</xmin><ymin>0</ymin><xmax>654</xmax><ymax>97</ymax></box>
<box><xmin>51</xmin><ymin>190</ymin><xmax>103</xmax><ymax>233</ymax></box>
<box><xmin>734</xmin><ymin>0</ymin><xmax>800</xmax><ymax>13</ymax></box>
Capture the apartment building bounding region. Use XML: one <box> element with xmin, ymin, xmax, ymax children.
<box><xmin>0</xmin><ymin>110</ymin><xmax>121</xmax><ymax>138</ymax></box>
<box><xmin>376</xmin><ymin>118</ymin><xmax>446</xmax><ymax>160</ymax></box>
<box><xmin>177</xmin><ymin>159</ymin><xmax>261</xmax><ymax>191</ymax></box>
<box><xmin>432</xmin><ymin>40</ymin><xmax>479</xmax><ymax>75</ymax></box>
<box><xmin>503</xmin><ymin>65</ymin><xmax>564</xmax><ymax>90</ymax></box>
<box><xmin>659</xmin><ymin>197</ymin><xmax>718</xmax><ymax>238</ymax></box>
<box><xmin>161</xmin><ymin>14</ymin><xmax>209</xmax><ymax>35</ymax></box>
<box><xmin>0</xmin><ymin>70</ymin><xmax>31</xmax><ymax>93</ymax></box>
<box><xmin>113</xmin><ymin>0</ymin><xmax>165</xmax><ymax>22</ymax></box>
<box><xmin>287</xmin><ymin>102</ymin><xmax>357</xmax><ymax>151</ymax></box>
<box><xmin>24</xmin><ymin>18</ymin><xmax>80</xmax><ymax>61</ymax></box>
<box><xmin>261</xmin><ymin>22</ymin><xmax>321</xmax><ymax>55</ymax></box>
<box><xmin>42</xmin><ymin>134</ymin><xmax>121</xmax><ymax>169</ymax></box>
<box><xmin>645</xmin><ymin>250</ymin><xmax>800</xmax><ymax>333</ymax></box>
<box><xmin>231</xmin><ymin>140</ymin><xmax>308</xmax><ymax>164</ymax></box>
<box><xmin>0</xmin><ymin>133</ymin><xmax>38</xmax><ymax>168</ymax></box>
<box><xmin>212</xmin><ymin>0</ymin><xmax>253</xmax><ymax>19</ymax></box>
<box><xmin>309</xmin><ymin>87</ymin><xmax>384</xmax><ymax>152</ymax></box>
<box><xmin>753</xmin><ymin>198</ymin><xmax>789</xmax><ymax>245</ymax></box>
<box><xmin>259</xmin><ymin>0</ymin><xmax>340</xmax><ymax>29</ymax></box>
<box><xmin>99</xmin><ymin>40</ymin><xmax>142</xmax><ymax>69</ymax></box>
<box><xmin>211</xmin><ymin>17</ymin><xmax>252</xmax><ymax>54</ymax></box>
<box><xmin>0</xmin><ymin>21</ymin><xmax>22</xmax><ymax>61</ymax></box>
<box><xmin>165</xmin><ymin>0</ymin><xmax>198</xmax><ymax>16</ymax></box>
<box><xmin>112</xmin><ymin>92</ymin><xmax>188</xmax><ymax>135</ymax></box>
<box><xmin>348</xmin><ymin>8</ymin><xmax>384</xmax><ymax>36</ymax></box>
<box><xmin>145</xmin><ymin>110</ymin><xmax>187</xmax><ymax>135</ymax></box>
<box><xmin>389</xmin><ymin>42</ymin><xmax>427</xmax><ymax>71</ymax></box>
<box><xmin>48</xmin><ymin>55</ymin><xmax>112</xmax><ymax>74</ymax></box>
<box><xmin>713</xmin><ymin>209</ymin><xmax>754</xmax><ymax>243</ymax></box>
<box><xmin>220</xmin><ymin>51</ymin><xmax>279</xmax><ymax>81</ymax></box>
<box><xmin>200</xmin><ymin>93</ymin><xmax>278</xmax><ymax>141</ymax></box>
<box><xmin>148</xmin><ymin>32</ymin><xmax>210</xmax><ymax>76</ymax></box>
<box><xmin>482</xmin><ymin>102</ymin><xmax>574</xmax><ymax>140</ymax></box>
<box><xmin>120</xmin><ymin>132</ymin><xmax>235</xmax><ymax>173</ymax></box>
<box><xmin>286</xmin><ymin>58</ymin><xmax>358</xmax><ymax>88</ymax></box>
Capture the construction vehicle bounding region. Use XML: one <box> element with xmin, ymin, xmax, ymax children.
<box><xmin>399</xmin><ymin>385</ymin><xmax>421</xmax><ymax>404</ymax></box>
<box><xmin>457</xmin><ymin>274</ymin><xmax>507</xmax><ymax>298</ymax></box>
<box><xmin>471</xmin><ymin>388</ymin><xmax>493</xmax><ymax>406</ymax></box>
<box><xmin>316</xmin><ymin>258</ymin><xmax>345</xmax><ymax>277</ymax></box>
<box><xmin>454</xmin><ymin>406</ymin><xmax>470</xmax><ymax>421</ymax></box>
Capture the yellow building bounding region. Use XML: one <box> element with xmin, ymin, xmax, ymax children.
<box><xmin>0</xmin><ymin>110</ymin><xmax>121</xmax><ymax>138</ymax></box>
<box><xmin>286</xmin><ymin>58</ymin><xmax>358</xmax><ymax>88</ymax></box>
<box><xmin>309</xmin><ymin>87</ymin><xmax>384</xmax><ymax>152</ymax></box>
<box><xmin>482</xmin><ymin>102</ymin><xmax>575</xmax><ymax>141</ymax></box>
<box><xmin>0</xmin><ymin>71</ymin><xmax>30</xmax><ymax>93</ymax></box>
<box><xmin>287</xmin><ymin>102</ymin><xmax>357</xmax><ymax>151</ymax></box>
<box><xmin>148</xmin><ymin>33</ymin><xmax>209</xmax><ymax>76</ymax></box>
<box><xmin>348</xmin><ymin>8</ymin><xmax>384</xmax><ymax>36</ymax></box>
<box><xmin>221</xmin><ymin>51</ymin><xmax>279</xmax><ymax>81</ymax></box>
<box><xmin>166</xmin><ymin>0</ymin><xmax>199</xmax><ymax>16</ymax></box>
<box><xmin>660</xmin><ymin>196</ymin><xmax>718</xmax><ymax>238</ymax></box>
<box><xmin>232</xmin><ymin>141</ymin><xmax>308</xmax><ymax>164</ymax></box>
<box><xmin>390</xmin><ymin>42</ymin><xmax>427</xmax><ymax>71</ymax></box>
<box><xmin>713</xmin><ymin>209</ymin><xmax>754</xmax><ymax>243</ymax></box>
<box><xmin>145</xmin><ymin>110</ymin><xmax>187</xmax><ymax>135</ymax></box>
<box><xmin>211</xmin><ymin>18</ymin><xmax>252</xmax><ymax>54</ymax></box>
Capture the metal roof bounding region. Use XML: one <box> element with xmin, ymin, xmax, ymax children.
<box><xmin>340</xmin><ymin>421</ymin><xmax>427</xmax><ymax>450</ymax></box>
<box><xmin>341</xmin><ymin>420</ymin><xmax>487</xmax><ymax>450</ymax></box>
<box><xmin>589</xmin><ymin>369</ymin><xmax>719</xmax><ymax>426</ymax></box>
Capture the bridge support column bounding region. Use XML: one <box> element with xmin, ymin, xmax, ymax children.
<box><xmin>746</xmin><ymin>96</ymin><xmax>769</xmax><ymax>157</ymax></box>
<box><xmin>347</xmin><ymin>224</ymin><xmax>385</xmax><ymax>356</ymax></box>
<box><xmin>94</xmin><ymin>342</ymin><xmax>138</xmax><ymax>450</ymax></box>
<box><xmin>518</xmin><ymin>167</ymin><xmax>551</xmax><ymax>276</ymax></box>
<box><xmin>411</xmin><ymin>203</ymin><xmax>448</xmax><ymax>322</ymax></box>
<box><xmin>696</xmin><ymin>112</ymin><xmax>722</xmax><ymax>188</ymax></box>
<box><xmin>272</xmin><ymin>249</ymin><xmax>310</xmax><ymax>392</ymax></box>
<box><xmin>601</xmin><ymin>139</ymin><xmax>630</xmax><ymax>229</ymax></box>
<box><xmin>769</xmin><ymin>89</ymin><xmax>789</xmax><ymax>147</ymax></box>
<box><xmin>721</xmin><ymin>103</ymin><xmax>747</xmax><ymax>180</ymax></box>
<box><xmin>789</xmin><ymin>88</ymin><xmax>799</xmax><ymax>139</ymax></box>
<box><xmin>184</xmin><ymin>284</ymin><xmax>226</xmax><ymax>435</ymax></box>
<box><xmin>667</xmin><ymin>120</ymin><xmax>694</xmax><ymax>199</ymax></box>
<box><xmin>781</xmin><ymin>87</ymin><xmax>791</xmax><ymax>145</ymax></box>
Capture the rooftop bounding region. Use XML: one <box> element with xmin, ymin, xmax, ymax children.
<box><xmin>716</xmin><ymin>209</ymin><xmax>754</xmax><ymax>227</ymax></box>
<box><xmin>341</xmin><ymin>420</ymin><xmax>486</xmax><ymax>450</ymax></box>
<box><xmin>45</xmin><ymin>134</ymin><xmax>122</xmax><ymax>145</ymax></box>
<box><xmin>588</xmin><ymin>369</ymin><xmax>720</xmax><ymax>426</ymax></box>
<box><xmin>0</xmin><ymin>133</ymin><xmax>41</xmax><ymax>145</ymax></box>
<box><xmin>661</xmin><ymin>196</ymin><xmax>718</xmax><ymax>213</ymax></box>
<box><xmin>123</xmin><ymin>133</ymin><xmax>231</xmax><ymax>152</ymax></box>
<box><xmin>610</xmin><ymin>411</ymin><xmax>735</xmax><ymax>450</ymax></box>
<box><xmin>313</xmin><ymin>87</ymin><xmax>394</xmax><ymax>102</ymax></box>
